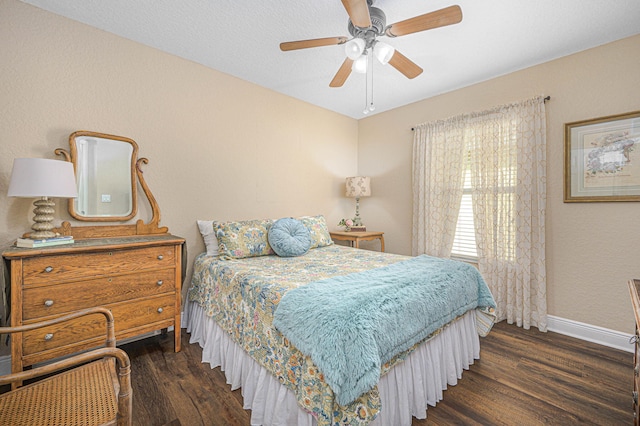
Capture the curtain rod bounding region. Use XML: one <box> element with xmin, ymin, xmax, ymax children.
<box><xmin>411</xmin><ymin>96</ymin><xmax>551</xmax><ymax>131</ymax></box>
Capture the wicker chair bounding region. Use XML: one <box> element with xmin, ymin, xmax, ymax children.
<box><xmin>0</xmin><ymin>307</ymin><xmax>132</xmax><ymax>426</ymax></box>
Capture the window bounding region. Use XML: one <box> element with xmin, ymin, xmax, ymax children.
<box><xmin>412</xmin><ymin>96</ymin><xmax>547</xmax><ymax>328</ymax></box>
<box><xmin>451</xmin><ymin>168</ymin><xmax>477</xmax><ymax>261</ymax></box>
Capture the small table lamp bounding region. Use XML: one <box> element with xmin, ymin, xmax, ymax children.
<box><xmin>8</xmin><ymin>158</ymin><xmax>78</xmax><ymax>239</ymax></box>
<box><xmin>345</xmin><ymin>176</ymin><xmax>371</xmax><ymax>228</ymax></box>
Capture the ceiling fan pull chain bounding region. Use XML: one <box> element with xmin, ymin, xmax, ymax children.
<box><xmin>363</xmin><ymin>50</ymin><xmax>370</xmax><ymax>115</ymax></box>
<box><xmin>369</xmin><ymin>52</ymin><xmax>375</xmax><ymax>112</ymax></box>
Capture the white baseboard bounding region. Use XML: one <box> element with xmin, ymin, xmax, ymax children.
<box><xmin>0</xmin><ymin>314</ymin><xmax>632</xmax><ymax>376</ymax></box>
<box><xmin>547</xmin><ymin>315</ymin><xmax>634</xmax><ymax>353</ymax></box>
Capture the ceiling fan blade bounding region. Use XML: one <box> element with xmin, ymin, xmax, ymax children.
<box><xmin>385</xmin><ymin>5</ymin><xmax>462</xmax><ymax>37</ymax></box>
<box><xmin>388</xmin><ymin>50</ymin><xmax>423</xmax><ymax>79</ymax></box>
<box><xmin>329</xmin><ymin>58</ymin><xmax>354</xmax><ymax>87</ymax></box>
<box><xmin>280</xmin><ymin>36</ymin><xmax>348</xmax><ymax>51</ymax></box>
<box><xmin>341</xmin><ymin>0</ymin><xmax>371</xmax><ymax>28</ymax></box>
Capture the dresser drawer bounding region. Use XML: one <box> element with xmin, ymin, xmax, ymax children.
<box><xmin>22</xmin><ymin>245</ymin><xmax>176</xmax><ymax>285</ymax></box>
<box><xmin>22</xmin><ymin>294</ymin><xmax>175</xmax><ymax>356</ymax></box>
<box><xmin>23</xmin><ymin>269</ymin><xmax>175</xmax><ymax>320</ymax></box>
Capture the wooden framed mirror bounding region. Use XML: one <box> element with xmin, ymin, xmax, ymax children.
<box><xmin>54</xmin><ymin>131</ymin><xmax>167</xmax><ymax>239</ymax></box>
<box><xmin>65</xmin><ymin>131</ymin><xmax>137</xmax><ymax>221</ymax></box>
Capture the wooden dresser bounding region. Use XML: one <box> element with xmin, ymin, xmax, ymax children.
<box><xmin>628</xmin><ymin>278</ymin><xmax>640</xmax><ymax>425</ymax></box>
<box><xmin>3</xmin><ymin>234</ymin><xmax>184</xmax><ymax>374</ymax></box>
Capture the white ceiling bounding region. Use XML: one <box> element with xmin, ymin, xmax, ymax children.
<box><xmin>20</xmin><ymin>0</ymin><xmax>640</xmax><ymax>119</ymax></box>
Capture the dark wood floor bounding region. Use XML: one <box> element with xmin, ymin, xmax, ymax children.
<box><xmin>122</xmin><ymin>321</ymin><xmax>633</xmax><ymax>425</ymax></box>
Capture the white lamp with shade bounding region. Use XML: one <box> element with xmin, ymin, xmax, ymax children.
<box><xmin>7</xmin><ymin>158</ymin><xmax>78</xmax><ymax>239</ymax></box>
<box><xmin>345</xmin><ymin>176</ymin><xmax>371</xmax><ymax>231</ymax></box>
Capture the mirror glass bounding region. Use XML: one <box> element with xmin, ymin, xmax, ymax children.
<box><xmin>68</xmin><ymin>132</ymin><xmax>138</xmax><ymax>221</ymax></box>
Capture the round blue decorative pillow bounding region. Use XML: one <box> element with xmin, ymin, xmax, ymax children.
<box><xmin>268</xmin><ymin>218</ymin><xmax>312</xmax><ymax>257</ymax></box>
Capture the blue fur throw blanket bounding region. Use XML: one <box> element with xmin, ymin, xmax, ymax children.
<box><xmin>273</xmin><ymin>255</ymin><xmax>496</xmax><ymax>406</ymax></box>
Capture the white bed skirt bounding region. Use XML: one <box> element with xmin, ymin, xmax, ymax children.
<box><xmin>184</xmin><ymin>301</ymin><xmax>480</xmax><ymax>426</ymax></box>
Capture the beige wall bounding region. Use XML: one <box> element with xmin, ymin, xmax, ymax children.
<box><xmin>2</xmin><ymin>0</ymin><xmax>639</xmax><ymax>340</ymax></box>
<box><xmin>359</xmin><ymin>34</ymin><xmax>640</xmax><ymax>333</ymax></box>
<box><xmin>0</xmin><ymin>0</ymin><xmax>358</xmax><ymax>289</ymax></box>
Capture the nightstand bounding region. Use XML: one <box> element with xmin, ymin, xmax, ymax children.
<box><xmin>330</xmin><ymin>231</ymin><xmax>385</xmax><ymax>252</ymax></box>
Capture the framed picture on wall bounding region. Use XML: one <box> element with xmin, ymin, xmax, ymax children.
<box><xmin>564</xmin><ymin>110</ymin><xmax>640</xmax><ymax>202</ymax></box>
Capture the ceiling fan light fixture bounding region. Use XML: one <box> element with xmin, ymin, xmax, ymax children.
<box><xmin>352</xmin><ymin>54</ymin><xmax>368</xmax><ymax>74</ymax></box>
<box><xmin>345</xmin><ymin>38</ymin><xmax>366</xmax><ymax>60</ymax></box>
<box><xmin>374</xmin><ymin>41</ymin><xmax>395</xmax><ymax>65</ymax></box>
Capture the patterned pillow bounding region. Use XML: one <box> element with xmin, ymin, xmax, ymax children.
<box><xmin>298</xmin><ymin>215</ymin><xmax>333</xmax><ymax>249</ymax></box>
<box><xmin>213</xmin><ymin>218</ymin><xmax>274</xmax><ymax>259</ymax></box>
<box><xmin>268</xmin><ymin>218</ymin><xmax>311</xmax><ymax>257</ymax></box>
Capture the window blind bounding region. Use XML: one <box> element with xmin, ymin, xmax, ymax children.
<box><xmin>452</xmin><ymin>169</ymin><xmax>477</xmax><ymax>260</ymax></box>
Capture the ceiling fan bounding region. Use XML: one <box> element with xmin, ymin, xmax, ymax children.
<box><xmin>279</xmin><ymin>0</ymin><xmax>463</xmax><ymax>88</ymax></box>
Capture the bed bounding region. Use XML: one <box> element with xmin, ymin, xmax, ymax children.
<box><xmin>184</xmin><ymin>216</ymin><xmax>496</xmax><ymax>426</ymax></box>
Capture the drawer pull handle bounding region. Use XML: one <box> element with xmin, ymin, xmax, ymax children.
<box><xmin>157</xmin><ymin>255</ymin><xmax>164</xmax><ymax>260</ymax></box>
<box><xmin>44</xmin><ymin>333</ymin><xmax>54</xmax><ymax>341</ymax></box>
<box><xmin>44</xmin><ymin>300</ymin><xmax>54</xmax><ymax>307</ymax></box>
<box><xmin>157</xmin><ymin>307</ymin><xmax>163</xmax><ymax>313</ymax></box>
<box><xmin>157</xmin><ymin>280</ymin><xmax>164</xmax><ymax>286</ymax></box>
<box><xmin>44</xmin><ymin>266</ymin><xmax>53</xmax><ymax>273</ymax></box>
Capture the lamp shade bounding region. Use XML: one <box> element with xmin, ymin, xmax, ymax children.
<box><xmin>8</xmin><ymin>158</ymin><xmax>78</xmax><ymax>198</ymax></box>
<box><xmin>352</xmin><ymin>54</ymin><xmax>368</xmax><ymax>74</ymax></box>
<box><xmin>345</xmin><ymin>176</ymin><xmax>371</xmax><ymax>198</ymax></box>
<box><xmin>374</xmin><ymin>41</ymin><xmax>395</xmax><ymax>65</ymax></box>
<box><xmin>345</xmin><ymin>38</ymin><xmax>365</xmax><ymax>60</ymax></box>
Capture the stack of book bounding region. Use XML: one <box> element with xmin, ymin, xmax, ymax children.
<box><xmin>16</xmin><ymin>235</ymin><xmax>74</xmax><ymax>248</ymax></box>
<box><xmin>349</xmin><ymin>226</ymin><xmax>367</xmax><ymax>232</ymax></box>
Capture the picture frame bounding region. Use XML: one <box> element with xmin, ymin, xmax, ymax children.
<box><xmin>564</xmin><ymin>110</ymin><xmax>640</xmax><ymax>202</ymax></box>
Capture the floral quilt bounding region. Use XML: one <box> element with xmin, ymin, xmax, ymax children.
<box><xmin>188</xmin><ymin>245</ymin><xmax>450</xmax><ymax>425</ymax></box>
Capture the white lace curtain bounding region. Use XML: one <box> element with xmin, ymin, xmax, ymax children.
<box><xmin>411</xmin><ymin>116</ymin><xmax>466</xmax><ymax>258</ymax></box>
<box><xmin>412</xmin><ymin>96</ymin><xmax>547</xmax><ymax>331</ymax></box>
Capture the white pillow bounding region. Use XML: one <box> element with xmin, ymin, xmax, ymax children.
<box><xmin>197</xmin><ymin>220</ymin><xmax>219</xmax><ymax>256</ymax></box>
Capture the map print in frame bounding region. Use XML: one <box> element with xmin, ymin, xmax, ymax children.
<box><xmin>564</xmin><ymin>110</ymin><xmax>640</xmax><ymax>202</ymax></box>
